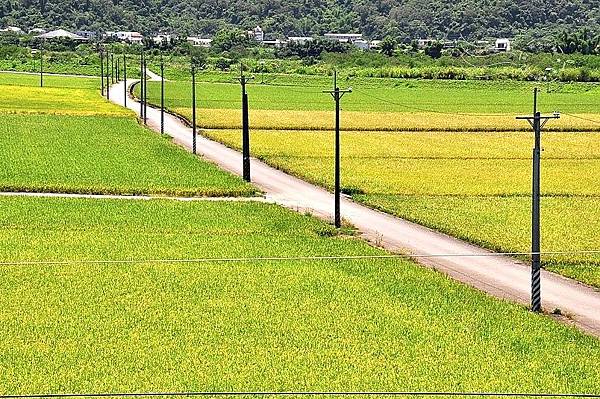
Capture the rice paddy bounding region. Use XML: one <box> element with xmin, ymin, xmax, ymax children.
<box><xmin>1</xmin><ymin>196</ymin><xmax>600</xmax><ymax>393</ymax></box>
<box><xmin>0</xmin><ymin>72</ymin><xmax>254</xmax><ymax>196</ymax></box>
<box><xmin>141</xmin><ymin>77</ymin><xmax>600</xmax><ymax>131</ymax></box>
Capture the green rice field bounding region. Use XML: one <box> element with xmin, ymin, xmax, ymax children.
<box><xmin>1</xmin><ymin>196</ymin><xmax>599</xmax><ymax>393</ymax></box>
<box><xmin>0</xmin><ymin>72</ymin><xmax>254</xmax><ymax>196</ymax></box>
<box><xmin>140</xmin><ymin>77</ymin><xmax>600</xmax><ymax>131</ymax></box>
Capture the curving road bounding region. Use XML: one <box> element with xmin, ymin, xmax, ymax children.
<box><xmin>109</xmin><ymin>77</ymin><xmax>600</xmax><ymax>338</ymax></box>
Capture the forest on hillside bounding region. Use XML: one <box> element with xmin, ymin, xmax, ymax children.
<box><xmin>0</xmin><ymin>0</ymin><xmax>599</xmax><ymax>41</ymax></box>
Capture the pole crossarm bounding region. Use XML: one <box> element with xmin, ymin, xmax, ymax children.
<box><xmin>516</xmin><ymin>113</ymin><xmax>561</xmax><ymax>129</ymax></box>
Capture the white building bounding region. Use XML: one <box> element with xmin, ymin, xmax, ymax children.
<box><xmin>353</xmin><ymin>39</ymin><xmax>370</xmax><ymax>50</ymax></box>
<box><xmin>262</xmin><ymin>39</ymin><xmax>286</xmax><ymax>48</ymax></box>
<box><xmin>153</xmin><ymin>34</ymin><xmax>174</xmax><ymax>45</ymax></box>
<box><xmin>287</xmin><ymin>36</ymin><xmax>314</xmax><ymax>45</ymax></box>
<box><xmin>118</xmin><ymin>31</ymin><xmax>143</xmax><ymax>43</ymax></box>
<box><xmin>29</xmin><ymin>28</ymin><xmax>47</xmax><ymax>35</ymax></box>
<box><xmin>248</xmin><ymin>26</ymin><xmax>264</xmax><ymax>42</ymax></box>
<box><xmin>187</xmin><ymin>36</ymin><xmax>212</xmax><ymax>48</ymax></box>
<box><xmin>0</xmin><ymin>26</ymin><xmax>24</xmax><ymax>34</ymax></box>
<box><xmin>495</xmin><ymin>38</ymin><xmax>511</xmax><ymax>52</ymax></box>
<box><xmin>324</xmin><ymin>33</ymin><xmax>363</xmax><ymax>43</ymax></box>
<box><xmin>37</xmin><ymin>29</ymin><xmax>87</xmax><ymax>40</ymax></box>
<box><xmin>105</xmin><ymin>31</ymin><xmax>144</xmax><ymax>43</ymax></box>
<box><xmin>369</xmin><ymin>40</ymin><xmax>382</xmax><ymax>50</ymax></box>
<box><xmin>417</xmin><ymin>38</ymin><xmax>436</xmax><ymax>48</ymax></box>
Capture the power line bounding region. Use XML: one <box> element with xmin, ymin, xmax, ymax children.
<box><xmin>2</xmin><ymin>391</ymin><xmax>600</xmax><ymax>399</ymax></box>
<box><xmin>561</xmin><ymin>112</ymin><xmax>600</xmax><ymax>125</ymax></box>
<box><xmin>1</xmin><ymin>250</ymin><xmax>599</xmax><ymax>267</ymax></box>
<box><xmin>353</xmin><ymin>89</ymin><xmax>505</xmax><ymax>117</ymax></box>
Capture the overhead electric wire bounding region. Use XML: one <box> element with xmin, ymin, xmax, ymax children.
<box><xmin>561</xmin><ymin>112</ymin><xmax>600</xmax><ymax>125</ymax></box>
<box><xmin>353</xmin><ymin>88</ymin><xmax>506</xmax><ymax>117</ymax></box>
<box><xmin>1</xmin><ymin>250</ymin><xmax>600</xmax><ymax>267</ymax></box>
<box><xmin>2</xmin><ymin>391</ymin><xmax>600</xmax><ymax>399</ymax></box>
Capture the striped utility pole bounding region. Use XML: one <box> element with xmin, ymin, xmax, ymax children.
<box><xmin>516</xmin><ymin>88</ymin><xmax>560</xmax><ymax>313</ymax></box>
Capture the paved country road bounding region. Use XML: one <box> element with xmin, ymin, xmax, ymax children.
<box><xmin>110</xmin><ymin>77</ymin><xmax>600</xmax><ymax>338</ymax></box>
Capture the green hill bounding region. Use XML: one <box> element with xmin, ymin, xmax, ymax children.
<box><xmin>0</xmin><ymin>0</ymin><xmax>598</xmax><ymax>40</ymax></box>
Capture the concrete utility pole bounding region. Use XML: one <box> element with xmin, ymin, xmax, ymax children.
<box><xmin>39</xmin><ymin>40</ymin><xmax>44</xmax><ymax>87</ymax></box>
<box><xmin>139</xmin><ymin>50</ymin><xmax>144</xmax><ymax>121</ymax></box>
<box><xmin>516</xmin><ymin>88</ymin><xmax>560</xmax><ymax>313</ymax></box>
<box><xmin>323</xmin><ymin>71</ymin><xmax>351</xmax><ymax>228</ymax></box>
<box><xmin>160</xmin><ymin>53</ymin><xmax>165</xmax><ymax>135</ymax></box>
<box><xmin>123</xmin><ymin>51</ymin><xmax>127</xmax><ymax>107</ymax></box>
<box><xmin>100</xmin><ymin>50</ymin><xmax>105</xmax><ymax>96</ymax></box>
<box><xmin>191</xmin><ymin>63</ymin><xmax>197</xmax><ymax>154</ymax></box>
<box><xmin>143</xmin><ymin>55</ymin><xmax>148</xmax><ymax>124</ymax></box>
<box><xmin>237</xmin><ymin>63</ymin><xmax>253</xmax><ymax>182</ymax></box>
<box><xmin>105</xmin><ymin>48</ymin><xmax>110</xmax><ymax>100</ymax></box>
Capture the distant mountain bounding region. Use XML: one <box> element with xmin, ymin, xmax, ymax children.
<box><xmin>0</xmin><ymin>0</ymin><xmax>598</xmax><ymax>40</ymax></box>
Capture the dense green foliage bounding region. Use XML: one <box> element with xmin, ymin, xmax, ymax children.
<box><xmin>1</xmin><ymin>196</ymin><xmax>600</xmax><ymax>393</ymax></box>
<box><xmin>0</xmin><ymin>0</ymin><xmax>599</xmax><ymax>40</ymax></box>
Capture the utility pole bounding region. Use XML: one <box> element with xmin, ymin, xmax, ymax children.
<box><xmin>123</xmin><ymin>51</ymin><xmax>127</xmax><ymax>107</ymax></box>
<box><xmin>323</xmin><ymin>70</ymin><xmax>352</xmax><ymax>228</ymax></box>
<box><xmin>100</xmin><ymin>49</ymin><xmax>105</xmax><ymax>96</ymax></box>
<box><xmin>111</xmin><ymin>53</ymin><xmax>115</xmax><ymax>84</ymax></box>
<box><xmin>516</xmin><ymin>88</ymin><xmax>560</xmax><ymax>313</ymax></box>
<box><xmin>143</xmin><ymin>55</ymin><xmax>148</xmax><ymax>124</ymax></box>
<box><xmin>139</xmin><ymin>50</ymin><xmax>144</xmax><ymax>120</ymax></box>
<box><xmin>160</xmin><ymin>52</ymin><xmax>165</xmax><ymax>135</ymax></box>
<box><xmin>105</xmin><ymin>48</ymin><xmax>110</xmax><ymax>100</ymax></box>
<box><xmin>237</xmin><ymin>63</ymin><xmax>253</xmax><ymax>182</ymax></box>
<box><xmin>39</xmin><ymin>40</ymin><xmax>44</xmax><ymax>87</ymax></box>
<box><xmin>191</xmin><ymin>62</ymin><xmax>197</xmax><ymax>154</ymax></box>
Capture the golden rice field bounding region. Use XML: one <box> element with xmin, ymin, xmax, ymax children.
<box><xmin>204</xmin><ymin>128</ymin><xmax>600</xmax><ymax>287</ymax></box>
<box><xmin>0</xmin><ymin>84</ymin><xmax>129</xmax><ymax>116</ymax></box>
<box><xmin>177</xmin><ymin>107</ymin><xmax>600</xmax><ymax>132</ymax></box>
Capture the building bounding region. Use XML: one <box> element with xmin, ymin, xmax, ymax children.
<box><xmin>495</xmin><ymin>38</ymin><xmax>511</xmax><ymax>52</ymax></box>
<box><xmin>75</xmin><ymin>30</ymin><xmax>96</xmax><ymax>40</ymax></box>
<box><xmin>153</xmin><ymin>34</ymin><xmax>175</xmax><ymax>45</ymax></box>
<box><xmin>262</xmin><ymin>39</ymin><xmax>286</xmax><ymax>48</ymax></box>
<box><xmin>0</xmin><ymin>26</ymin><xmax>24</xmax><ymax>35</ymax></box>
<box><xmin>324</xmin><ymin>33</ymin><xmax>363</xmax><ymax>43</ymax></box>
<box><xmin>117</xmin><ymin>31</ymin><xmax>143</xmax><ymax>43</ymax></box>
<box><xmin>37</xmin><ymin>29</ymin><xmax>87</xmax><ymax>40</ymax></box>
<box><xmin>369</xmin><ymin>40</ymin><xmax>382</xmax><ymax>50</ymax></box>
<box><xmin>187</xmin><ymin>36</ymin><xmax>212</xmax><ymax>47</ymax></box>
<box><xmin>353</xmin><ymin>39</ymin><xmax>370</xmax><ymax>50</ymax></box>
<box><xmin>417</xmin><ymin>39</ymin><xmax>436</xmax><ymax>48</ymax></box>
<box><xmin>29</xmin><ymin>28</ymin><xmax>47</xmax><ymax>35</ymax></box>
<box><xmin>287</xmin><ymin>36</ymin><xmax>314</xmax><ymax>45</ymax></box>
<box><xmin>248</xmin><ymin>26</ymin><xmax>264</xmax><ymax>42</ymax></box>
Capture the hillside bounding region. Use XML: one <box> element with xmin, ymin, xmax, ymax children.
<box><xmin>0</xmin><ymin>0</ymin><xmax>598</xmax><ymax>40</ymax></box>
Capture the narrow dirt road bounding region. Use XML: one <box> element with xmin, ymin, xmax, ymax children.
<box><xmin>110</xmin><ymin>77</ymin><xmax>600</xmax><ymax>337</ymax></box>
